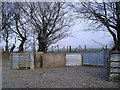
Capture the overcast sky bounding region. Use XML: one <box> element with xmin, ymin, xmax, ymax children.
<box><xmin>1</xmin><ymin>1</ymin><xmax>115</xmax><ymax>51</ymax></box>
<box><xmin>1</xmin><ymin>19</ymin><xmax>113</xmax><ymax>50</ymax></box>
<box><xmin>51</xmin><ymin>21</ymin><xmax>113</xmax><ymax>49</ymax></box>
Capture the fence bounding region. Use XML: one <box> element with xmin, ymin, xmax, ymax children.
<box><xmin>35</xmin><ymin>52</ymin><xmax>66</xmax><ymax>68</ymax></box>
<box><xmin>82</xmin><ymin>52</ymin><xmax>108</xmax><ymax>67</ymax></box>
<box><xmin>107</xmin><ymin>51</ymin><xmax>120</xmax><ymax>81</ymax></box>
<box><xmin>10</xmin><ymin>51</ymin><xmax>109</xmax><ymax>69</ymax></box>
<box><xmin>47</xmin><ymin>45</ymin><xmax>108</xmax><ymax>53</ymax></box>
<box><xmin>34</xmin><ymin>52</ymin><xmax>108</xmax><ymax>68</ymax></box>
<box><xmin>10</xmin><ymin>52</ymin><xmax>34</xmax><ymax>69</ymax></box>
<box><xmin>66</xmin><ymin>53</ymin><xmax>82</xmax><ymax>66</ymax></box>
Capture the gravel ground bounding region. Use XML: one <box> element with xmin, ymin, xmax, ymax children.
<box><xmin>2</xmin><ymin>59</ymin><xmax>119</xmax><ymax>88</ymax></box>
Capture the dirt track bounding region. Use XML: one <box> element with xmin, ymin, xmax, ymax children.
<box><xmin>2</xmin><ymin>59</ymin><xmax>119</xmax><ymax>88</ymax></box>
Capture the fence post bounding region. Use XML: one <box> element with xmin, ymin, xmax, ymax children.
<box><xmin>79</xmin><ymin>45</ymin><xmax>83</xmax><ymax>53</ymax></box>
<box><xmin>107</xmin><ymin>51</ymin><xmax>111</xmax><ymax>81</ymax></box>
<box><xmin>79</xmin><ymin>45</ymin><xmax>80</xmax><ymax>53</ymax></box>
<box><xmin>69</xmin><ymin>46</ymin><xmax>71</xmax><ymax>52</ymax></box>
<box><xmin>51</xmin><ymin>46</ymin><xmax>53</xmax><ymax>53</ymax></box>
<box><xmin>81</xmin><ymin>53</ymin><xmax>84</xmax><ymax>66</ymax></box>
<box><xmin>57</xmin><ymin>45</ymin><xmax>59</xmax><ymax>52</ymax></box>
<box><xmin>63</xmin><ymin>46</ymin><xmax>65</xmax><ymax>52</ymax></box>
<box><xmin>10</xmin><ymin>53</ymin><xmax>13</xmax><ymax>69</ymax></box>
<box><xmin>67</xmin><ymin>46</ymin><xmax>68</xmax><ymax>52</ymax></box>
<box><xmin>103</xmin><ymin>52</ymin><xmax>106</xmax><ymax>68</ymax></box>
<box><xmin>40</xmin><ymin>55</ymin><xmax>43</xmax><ymax>67</ymax></box>
<box><xmin>84</xmin><ymin>45</ymin><xmax>86</xmax><ymax>52</ymax></box>
<box><xmin>106</xmin><ymin>45</ymin><xmax>108</xmax><ymax>51</ymax></box>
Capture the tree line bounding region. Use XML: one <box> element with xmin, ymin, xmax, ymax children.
<box><xmin>1</xmin><ymin>2</ymin><xmax>72</xmax><ymax>52</ymax></box>
<box><xmin>1</xmin><ymin>2</ymin><xmax>120</xmax><ymax>53</ymax></box>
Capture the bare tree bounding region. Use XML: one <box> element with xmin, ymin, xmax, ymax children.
<box><xmin>6</xmin><ymin>2</ymin><xmax>31</xmax><ymax>52</ymax></box>
<box><xmin>0</xmin><ymin>2</ymin><xmax>1</xmax><ymax>50</ymax></box>
<box><xmin>9</xmin><ymin>37</ymin><xmax>16</xmax><ymax>52</ymax></box>
<box><xmin>21</xmin><ymin>2</ymin><xmax>72</xmax><ymax>52</ymax></box>
<box><xmin>1</xmin><ymin>2</ymin><xmax>15</xmax><ymax>52</ymax></box>
<box><xmin>70</xmin><ymin>1</ymin><xmax>120</xmax><ymax>51</ymax></box>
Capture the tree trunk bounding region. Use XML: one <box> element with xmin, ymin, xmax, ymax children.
<box><xmin>37</xmin><ymin>36</ymin><xmax>47</xmax><ymax>52</ymax></box>
<box><xmin>10</xmin><ymin>44</ymin><xmax>16</xmax><ymax>52</ymax></box>
<box><xmin>112</xmin><ymin>30</ymin><xmax>120</xmax><ymax>51</ymax></box>
<box><xmin>5</xmin><ymin>29</ymin><xmax>9</xmax><ymax>52</ymax></box>
<box><xmin>115</xmin><ymin>2</ymin><xmax>120</xmax><ymax>51</ymax></box>
<box><xmin>5</xmin><ymin>39</ymin><xmax>9</xmax><ymax>52</ymax></box>
<box><xmin>18</xmin><ymin>38</ymin><xmax>26</xmax><ymax>52</ymax></box>
<box><xmin>38</xmin><ymin>42</ymin><xmax>47</xmax><ymax>52</ymax></box>
<box><xmin>116</xmin><ymin>30</ymin><xmax>120</xmax><ymax>51</ymax></box>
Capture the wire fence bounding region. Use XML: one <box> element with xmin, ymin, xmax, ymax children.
<box><xmin>47</xmin><ymin>45</ymin><xmax>108</xmax><ymax>53</ymax></box>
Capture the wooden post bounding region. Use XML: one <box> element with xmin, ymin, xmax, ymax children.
<box><xmin>79</xmin><ymin>45</ymin><xmax>81</xmax><ymax>53</ymax></box>
<box><xmin>10</xmin><ymin>53</ymin><xmax>13</xmax><ymax>69</ymax></box>
<box><xmin>57</xmin><ymin>45</ymin><xmax>59</xmax><ymax>52</ymax></box>
<box><xmin>81</xmin><ymin>53</ymin><xmax>84</xmax><ymax>66</ymax></box>
<box><xmin>67</xmin><ymin>46</ymin><xmax>68</xmax><ymax>52</ymax></box>
<box><xmin>106</xmin><ymin>45</ymin><xmax>108</xmax><ymax>51</ymax></box>
<box><xmin>69</xmin><ymin>46</ymin><xmax>71</xmax><ymax>52</ymax></box>
<box><xmin>63</xmin><ymin>46</ymin><xmax>64</xmax><ymax>49</ymax></box>
<box><xmin>84</xmin><ymin>45</ymin><xmax>86</xmax><ymax>52</ymax></box>
<box><xmin>40</xmin><ymin>55</ymin><xmax>43</xmax><ymax>67</ymax></box>
<box><xmin>51</xmin><ymin>46</ymin><xmax>53</xmax><ymax>53</ymax></box>
<box><xmin>63</xmin><ymin>46</ymin><xmax>65</xmax><ymax>52</ymax></box>
<box><xmin>107</xmin><ymin>51</ymin><xmax>111</xmax><ymax>81</ymax></box>
<box><xmin>103</xmin><ymin>52</ymin><xmax>106</xmax><ymax>68</ymax></box>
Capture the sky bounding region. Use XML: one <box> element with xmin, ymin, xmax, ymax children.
<box><xmin>1</xmin><ymin>1</ymin><xmax>115</xmax><ymax>51</ymax></box>
<box><xmin>51</xmin><ymin>21</ymin><xmax>113</xmax><ymax>49</ymax></box>
<box><xmin>1</xmin><ymin>22</ymin><xmax>113</xmax><ymax>51</ymax></box>
<box><xmin>1</xmin><ymin>19</ymin><xmax>113</xmax><ymax>51</ymax></box>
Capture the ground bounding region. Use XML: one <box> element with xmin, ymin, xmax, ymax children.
<box><xmin>2</xmin><ymin>59</ymin><xmax>119</xmax><ymax>88</ymax></box>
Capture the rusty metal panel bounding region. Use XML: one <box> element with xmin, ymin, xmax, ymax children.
<box><xmin>42</xmin><ymin>53</ymin><xmax>66</xmax><ymax>68</ymax></box>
